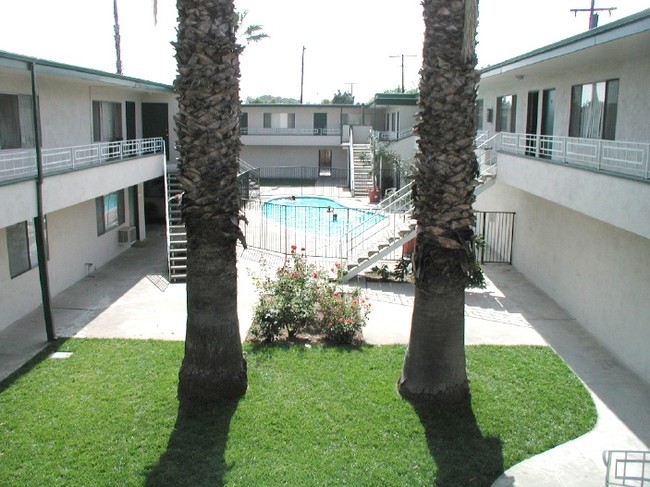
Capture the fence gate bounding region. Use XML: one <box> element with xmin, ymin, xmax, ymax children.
<box><xmin>475</xmin><ymin>211</ymin><xmax>515</xmax><ymax>264</ymax></box>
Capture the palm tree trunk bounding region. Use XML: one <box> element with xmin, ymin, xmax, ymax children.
<box><xmin>398</xmin><ymin>0</ymin><xmax>479</xmax><ymax>406</ymax></box>
<box><xmin>175</xmin><ymin>0</ymin><xmax>247</xmax><ymax>403</ymax></box>
<box><xmin>113</xmin><ymin>0</ymin><xmax>123</xmax><ymax>74</ymax></box>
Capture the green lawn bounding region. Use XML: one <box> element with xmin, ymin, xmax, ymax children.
<box><xmin>0</xmin><ymin>340</ymin><xmax>596</xmax><ymax>486</ymax></box>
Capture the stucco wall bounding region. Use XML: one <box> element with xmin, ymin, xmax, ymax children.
<box><xmin>476</xmin><ymin>181</ymin><xmax>650</xmax><ymax>384</ymax></box>
<box><xmin>240</xmin><ymin>146</ymin><xmax>348</xmax><ymax>171</ymax></box>
<box><xmin>477</xmin><ymin>39</ymin><xmax>650</xmax><ymax>143</ymax></box>
<box><xmin>0</xmin><ymin>195</ymin><xmax>137</xmax><ymax>333</ymax></box>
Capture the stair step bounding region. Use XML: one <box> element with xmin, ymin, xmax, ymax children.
<box><xmin>169</xmin><ymin>255</ymin><xmax>187</xmax><ymax>261</ymax></box>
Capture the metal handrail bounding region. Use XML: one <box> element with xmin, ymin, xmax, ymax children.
<box><xmin>497</xmin><ymin>132</ymin><xmax>650</xmax><ymax>181</ymax></box>
<box><xmin>241</xmin><ymin>127</ymin><xmax>342</xmax><ymax>136</ymax></box>
<box><xmin>0</xmin><ymin>137</ymin><xmax>165</xmax><ymax>183</ymax></box>
<box><xmin>338</xmin><ymin>182</ymin><xmax>414</xmax><ymax>262</ymax></box>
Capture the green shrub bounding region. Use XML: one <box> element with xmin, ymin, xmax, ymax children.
<box><xmin>251</xmin><ymin>247</ymin><xmax>370</xmax><ymax>344</ymax></box>
<box><xmin>392</xmin><ymin>256</ymin><xmax>412</xmax><ymax>282</ymax></box>
<box><xmin>319</xmin><ymin>287</ymin><xmax>370</xmax><ymax>344</ymax></box>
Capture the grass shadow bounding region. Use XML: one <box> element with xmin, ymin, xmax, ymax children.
<box><xmin>0</xmin><ymin>338</ymin><xmax>69</xmax><ymax>394</ymax></box>
<box><xmin>144</xmin><ymin>399</ymin><xmax>240</xmax><ymax>487</ymax></box>
<box><xmin>410</xmin><ymin>398</ymin><xmax>509</xmax><ymax>487</ymax></box>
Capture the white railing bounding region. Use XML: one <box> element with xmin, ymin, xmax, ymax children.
<box><xmin>241</xmin><ymin>128</ymin><xmax>341</xmax><ymax>136</ymax></box>
<box><xmin>375</xmin><ymin>127</ymin><xmax>416</xmax><ymax>141</ymax></box>
<box><xmin>476</xmin><ymin>132</ymin><xmax>500</xmax><ymax>176</ymax></box>
<box><xmin>0</xmin><ymin>137</ymin><xmax>165</xmax><ymax>184</ymax></box>
<box><xmin>339</xmin><ymin>182</ymin><xmax>414</xmax><ymax>262</ymax></box>
<box><xmin>498</xmin><ymin>133</ymin><xmax>650</xmax><ymax>181</ymax></box>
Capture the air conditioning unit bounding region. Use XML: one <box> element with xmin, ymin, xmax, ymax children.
<box><xmin>118</xmin><ymin>226</ymin><xmax>137</xmax><ymax>245</ymax></box>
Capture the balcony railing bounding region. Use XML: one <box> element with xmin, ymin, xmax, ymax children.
<box><xmin>498</xmin><ymin>132</ymin><xmax>650</xmax><ymax>182</ymax></box>
<box><xmin>375</xmin><ymin>127</ymin><xmax>416</xmax><ymax>141</ymax></box>
<box><xmin>241</xmin><ymin>128</ymin><xmax>341</xmax><ymax>136</ymax></box>
<box><xmin>0</xmin><ymin>137</ymin><xmax>165</xmax><ymax>184</ymax></box>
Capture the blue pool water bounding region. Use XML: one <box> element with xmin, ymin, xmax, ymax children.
<box><xmin>262</xmin><ymin>196</ymin><xmax>384</xmax><ymax>237</ymax></box>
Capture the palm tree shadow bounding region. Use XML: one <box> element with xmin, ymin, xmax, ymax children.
<box><xmin>144</xmin><ymin>399</ymin><xmax>240</xmax><ymax>487</ymax></box>
<box><xmin>410</xmin><ymin>398</ymin><xmax>509</xmax><ymax>487</ymax></box>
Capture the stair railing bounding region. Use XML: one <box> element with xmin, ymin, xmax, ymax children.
<box><xmin>475</xmin><ymin>132</ymin><xmax>500</xmax><ymax>177</ymax></box>
<box><xmin>338</xmin><ymin>182</ymin><xmax>414</xmax><ymax>264</ymax></box>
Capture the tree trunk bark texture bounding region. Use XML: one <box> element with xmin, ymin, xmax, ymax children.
<box><xmin>398</xmin><ymin>0</ymin><xmax>479</xmax><ymax>406</ymax></box>
<box><xmin>175</xmin><ymin>0</ymin><xmax>247</xmax><ymax>403</ymax></box>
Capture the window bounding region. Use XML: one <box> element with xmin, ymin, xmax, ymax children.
<box><xmin>496</xmin><ymin>95</ymin><xmax>517</xmax><ymax>132</ymax></box>
<box><xmin>96</xmin><ymin>190</ymin><xmax>125</xmax><ymax>235</ymax></box>
<box><xmin>569</xmin><ymin>79</ymin><xmax>619</xmax><ymax>140</ymax></box>
<box><xmin>6</xmin><ymin>218</ymin><xmax>47</xmax><ymax>278</ymax></box>
<box><xmin>262</xmin><ymin>113</ymin><xmax>296</xmax><ymax>129</ymax></box>
<box><xmin>240</xmin><ymin>112</ymin><xmax>248</xmax><ymax>134</ymax></box>
<box><xmin>476</xmin><ymin>99</ymin><xmax>484</xmax><ymax>130</ymax></box>
<box><xmin>0</xmin><ymin>94</ymin><xmax>35</xmax><ymax>149</ymax></box>
<box><xmin>92</xmin><ymin>101</ymin><xmax>123</xmax><ymax>142</ymax></box>
<box><xmin>313</xmin><ymin>113</ymin><xmax>327</xmax><ymax>134</ymax></box>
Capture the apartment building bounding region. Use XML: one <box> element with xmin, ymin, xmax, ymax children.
<box><xmin>0</xmin><ymin>51</ymin><xmax>177</xmax><ymax>333</ymax></box>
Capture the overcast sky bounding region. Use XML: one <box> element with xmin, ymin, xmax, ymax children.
<box><xmin>1</xmin><ymin>0</ymin><xmax>648</xmax><ymax>103</ymax></box>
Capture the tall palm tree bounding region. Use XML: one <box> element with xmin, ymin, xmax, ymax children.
<box><xmin>113</xmin><ymin>0</ymin><xmax>158</xmax><ymax>75</ymax></box>
<box><xmin>397</xmin><ymin>0</ymin><xmax>480</xmax><ymax>406</ymax></box>
<box><xmin>175</xmin><ymin>0</ymin><xmax>248</xmax><ymax>403</ymax></box>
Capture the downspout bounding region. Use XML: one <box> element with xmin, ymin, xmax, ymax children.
<box><xmin>30</xmin><ymin>62</ymin><xmax>56</xmax><ymax>342</ymax></box>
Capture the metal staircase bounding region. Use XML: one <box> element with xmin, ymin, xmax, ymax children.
<box><xmin>352</xmin><ymin>144</ymin><xmax>373</xmax><ymax>197</ymax></box>
<box><xmin>164</xmin><ymin>159</ymin><xmax>260</xmax><ymax>283</ymax></box>
<box><xmin>165</xmin><ymin>173</ymin><xmax>187</xmax><ymax>282</ymax></box>
<box><xmin>341</xmin><ymin>148</ymin><xmax>498</xmax><ymax>281</ymax></box>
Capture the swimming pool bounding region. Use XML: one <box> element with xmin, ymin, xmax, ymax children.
<box><xmin>261</xmin><ymin>196</ymin><xmax>384</xmax><ymax>238</ymax></box>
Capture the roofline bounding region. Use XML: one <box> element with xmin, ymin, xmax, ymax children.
<box><xmin>480</xmin><ymin>8</ymin><xmax>650</xmax><ymax>77</ymax></box>
<box><xmin>371</xmin><ymin>92</ymin><xmax>419</xmax><ymax>106</ymax></box>
<box><xmin>0</xmin><ymin>50</ymin><xmax>174</xmax><ymax>92</ymax></box>
<box><xmin>242</xmin><ymin>103</ymin><xmax>368</xmax><ymax>108</ymax></box>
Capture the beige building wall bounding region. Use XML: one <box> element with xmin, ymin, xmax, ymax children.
<box><xmin>477</xmin><ymin>181</ymin><xmax>650</xmax><ymax>384</ymax></box>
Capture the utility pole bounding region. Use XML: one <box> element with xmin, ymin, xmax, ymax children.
<box><xmin>571</xmin><ymin>0</ymin><xmax>616</xmax><ymax>29</ymax></box>
<box><xmin>389</xmin><ymin>54</ymin><xmax>416</xmax><ymax>93</ymax></box>
<box><xmin>344</xmin><ymin>82</ymin><xmax>357</xmax><ymax>96</ymax></box>
<box><xmin>300</xmin><ymin>46</ymin><xmax>306</xmax><ymax>104</ymax></box>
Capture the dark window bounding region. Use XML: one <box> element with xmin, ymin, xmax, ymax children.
<box><xmin>6</xmin><ymin>218</ymin><xmax>47</xmax><ymax>278</ymax></box>
<box><xmin>96</xmin><ymin>190</ymin><xmax>125</xmax><ymax>235</ymax></box>
<box><xmin>496</xmin><ymin>95</ymin><xmax>517</xmax><ymax>133</ymax></box>
<box><xmin>0</xmin><ymin>94</ymin><xmax>35</xmax><ymax>149</ymax></box>
<box><xmin>240</xmin><ymin>112</ymin><xmax>248</xmax><ymax>134</ymax></box>
<box><xmin>569</xmin><ymin>79</ymin><xmax>619</xmax><ymax>140</ymax></box>
<box><xmin>92</xmin><ymin>101</ymin><xmax>123</xmax><ymax>142</ymax></box>
<box><xmin>314</xmin><ymin>113</ymin><xmax>327</xmax><ymax>134</ymax></box>
<box><xmin>476</xmin><ymin>99</ymin><xmax>484</xmax><ymax>130</ymax></box>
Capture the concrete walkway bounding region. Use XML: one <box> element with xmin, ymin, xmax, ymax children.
<box><xmin>0</xmin><ymin>227</ymin><xmax>648</xmax><ymax>485</ymax></box>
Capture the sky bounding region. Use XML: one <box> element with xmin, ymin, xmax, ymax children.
<box><xmin>1</xmin><ymin>0</ymin><xmax>648</xmax><ymax>104</ymax></box>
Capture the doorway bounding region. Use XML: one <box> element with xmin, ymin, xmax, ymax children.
<box><xmin>525</xmin><ymin>91</ymin><xmax>539</xmax><ymax>156</ymax></box>
<box><xmin>540</xmin><ymin>89</ymin><xmax>555</xmax><ymax>158</ymax></box>
<box><xmin>142</xmin><ymin>103</ymin><xmax>169</xmax><ymax>160</ymax></box>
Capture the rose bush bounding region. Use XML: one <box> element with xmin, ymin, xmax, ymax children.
<box><xmin>251</xmin><ymin>246</ymin><xmax>370</xmax><ymax>344</ymax></box>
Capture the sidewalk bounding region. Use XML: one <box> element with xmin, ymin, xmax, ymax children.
<box><xmin>0</xmin><ymin>227</ymin><xmax>648</xmax><ymax>485</ymax></box>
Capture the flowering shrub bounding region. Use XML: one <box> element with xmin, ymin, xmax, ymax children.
<box><xmin>319</xmin><ymin>288</ymin><xmax>371</xmax><ymax>344</ymax></box>
<box><xmin>251</xmin><ymin>246</ymin><xmax>370</xmax><ymax>344</ymax></box>
<box><xmin>252</xmin><ymin>246</ymin><xmax>320</xmax><ymax>340</ymax></box>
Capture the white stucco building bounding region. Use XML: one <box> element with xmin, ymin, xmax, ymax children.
<box><xmin>474</xmin><ymin>9</ymin><xmax>650</xmax><ymax>383</ymax></box>
<box><xmin>0</xmin><ymin>51</ymin><xmax>177</xmax><ymax>334</ymax></box>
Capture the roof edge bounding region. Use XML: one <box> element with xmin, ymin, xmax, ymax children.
<box><xmin>0</xmin><ymin>49</ymin><xmax>174</xmax><ymax>92</ymax></box>
<box><xmin>480</xmin><ymin>8</ymin><xmax>650</xmax><ymax>75</ymax></box>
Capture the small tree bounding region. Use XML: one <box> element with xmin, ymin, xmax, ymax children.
<box><xmin>331</xmin><ymin>90</ymin><xmax>355</xmax><ymax>104</ymax></box>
